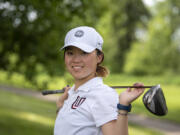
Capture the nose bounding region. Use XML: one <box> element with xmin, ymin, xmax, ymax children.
<box><xmin>72</xmin><ymin>54</ymin><xmax>81</xmax><ymax>62</ymax></box>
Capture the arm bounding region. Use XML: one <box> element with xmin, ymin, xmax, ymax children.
<box><xmin>56</xmin><ymin>86</ymin><xmax>70</xmax><ymax>114</ymax></box>
<box><xmin>101</xmin><ymin>110</ymin><xmax>128</xmax><ymax>135</ymax></box>
<box><xmin>102</xmin><ymin>83</ymin><xmax>145</xmax><ymax>135</ymax></box>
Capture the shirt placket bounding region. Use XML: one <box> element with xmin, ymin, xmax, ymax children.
<box><xmin>68</xmin><ymin>91</ymin><xmax>78</xmax><ymax>112</ymax></box>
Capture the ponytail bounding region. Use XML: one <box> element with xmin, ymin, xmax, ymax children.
<box><xmin>96</xmin><ymin>50</ymin><xmax>109</xmax><ymax>77</ymax></box>
<box><xmin>96</xmin><ymin>65</ymin><xmax>109</xmax><ymax>77</ymax></box>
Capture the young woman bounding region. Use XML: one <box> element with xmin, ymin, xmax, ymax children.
<box><xmin>54</xmin><ymin>26</ymin><xmax>145</xmax><ymax>135</ymax></box>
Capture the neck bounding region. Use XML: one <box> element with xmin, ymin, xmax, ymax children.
<box><xmin>74</xmin><ymin>74</ymin><xmax>96</xmax><ymax>91</ymax></box>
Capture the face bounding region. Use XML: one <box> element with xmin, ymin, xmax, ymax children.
<box><xmin>64</xmin><ymin>46</ymin><xmax>103</xmax><ymax>82</ymax></box>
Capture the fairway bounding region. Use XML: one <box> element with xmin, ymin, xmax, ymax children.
<box><xmin>0</xmin><ymin>89</ymin><xmax>164</xmax><ymax>135</ymax></box>
<box><xmin>0</xmin><ymin>90</ymin><xmax>56</xmax><ymax>135</ymax></box>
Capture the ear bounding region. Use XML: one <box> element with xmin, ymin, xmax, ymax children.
<box><xmin>97</xmin><ymin>53</ymin><xmax>103</xmax><ymax>64</ymax></box>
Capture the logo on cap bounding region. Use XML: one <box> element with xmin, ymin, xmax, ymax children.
<box><xmin>74</xmin><ymin>30</ymin><xmax>84</xmax><ymax>37</ymax></box>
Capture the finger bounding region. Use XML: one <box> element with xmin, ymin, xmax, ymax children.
<box><xmin>133</xmin><ymin>82</ymin><xmax>144</xmax><ymax>89</ymax></box>
<box><xmin>133</xmin><ymin>82</ymin><xmax>145</xmax><ymax>92</ymax></box>
<box><xmin>62</xmin><ymin>87</ymin><xmax>70</xmax><ymax>98</ymax></box>
<box><xmin>133</xmin><ymin>82</ymin><xmax>144</xmax><ymax>87</ymax></box>
<box><xmin>126</xmin><ymin>87</ymin><xmax>131</xmax><ymax>92</ymax></box>
<box><xmin>58</xmin><ymin>85</ymin><xmax>71</xmax><ymax>102</ymax></box>
<box><xmin>64</xmin><ymin>85</ymin><xmax>71</xmax><ymax>93</ymax></box>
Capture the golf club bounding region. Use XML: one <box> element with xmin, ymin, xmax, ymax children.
<box><xmin>42</xmin><ymin>86</ymin><xmax>153</xmax><ymax>95</ymax></box>
<box><xmin>41</xmin><ymin>84</ymin><xmax>168</xmax><ymax>116</ymax></box>
<box><xmin>143</xmin><ymin>84</ymin><xmax>168</xmax><ymax>116</ymax></box>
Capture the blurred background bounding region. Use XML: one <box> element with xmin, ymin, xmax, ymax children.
<box><xmin>0</xmin><ymin>0</ymin><xmax>180</xmax><ymax>135</ymax></box>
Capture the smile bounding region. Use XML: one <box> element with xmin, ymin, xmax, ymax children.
<box><xmin>72</xmin><ymin>66</ymin><xmax>83</xmax><ymax>71</ymax></box>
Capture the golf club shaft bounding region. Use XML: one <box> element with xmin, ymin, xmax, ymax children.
<box><xmin>111</xmin><ymin>86</ymin><xmax>152</xmax><ymax>89</ymax></box>
<box><xmin>42</xmin><ymin>86</ymin><xmax>153</xmax><ymax>95</ymax></box>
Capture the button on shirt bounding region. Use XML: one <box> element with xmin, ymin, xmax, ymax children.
<box><xmin>54</xmin><ymin>77</ymin><xmax>119</xmax><ymax>135</ymax></box>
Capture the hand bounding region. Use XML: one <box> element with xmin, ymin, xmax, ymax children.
<box><xmin>56</xmin><ymin>85</ymin><xmax>71</xmax><ymax>109</ymax></box>
<box><xmin>119</xmin><ymin>83</ymin><xmax>145</xmax><ymax>105</ymax></box>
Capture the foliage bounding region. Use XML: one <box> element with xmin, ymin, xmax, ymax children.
<box><xmin>0</xmin><ymin>69</ymin><xmax>70</xmax><ymax>90</ymax></box>
<box><xmin>124</xmin><ymin>0</ymin><xmax>180</xmax><ymax>75</ymax></box>
<box><xmin>0</xmin><ymin>0</ymin><xmax>151</xmax><ymax>81</ymax></box>
<box><xmin>0</xmin><ymin>0</ymin><xmax>179</xmax><ymax>81</ymax></box>
<box><xmin>0</xmin><ymin>0</ymin><xmax>67</xmax><ymax>80</ymax></box>
<box><xmin>0</xmin><ymin>0</ymin><xmax>109</xmax><ymax>81</ymax></box>
<box><xmin>110</xmin><ymin>0</ymin><xmax>150</xmax><ymax>72</ymax></box>
<box><xmin>104</xmin><ymin>73</ymin><xmax>180</xmax><ymax>86</ymax></box>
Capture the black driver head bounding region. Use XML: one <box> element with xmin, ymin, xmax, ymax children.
<box><xmin>143</xmin><ymin>84</ymin><xmax>168</xmax><ymax>116</ymax></box>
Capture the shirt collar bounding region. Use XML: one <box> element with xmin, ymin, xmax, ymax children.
<box><xmin>69</xmin><ymin>77</ymin><xmax>103</xmax><ymax>94</ymax></box>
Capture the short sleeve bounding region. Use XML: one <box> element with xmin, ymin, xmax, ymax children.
<box><xmin>91</xmin><ymin>88</ymin><xmax>119</xmax><ymax>127</ymax></box>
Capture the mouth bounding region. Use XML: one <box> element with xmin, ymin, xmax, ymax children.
<box><xmin>72</xmin><ymin>66</ymin><xmax>83</xmax><ymax>71</ymax></box>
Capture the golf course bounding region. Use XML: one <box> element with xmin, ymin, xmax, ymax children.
<box><xmin>0</xmin><ymin>73</ymin><xmax>180</xmax><ymax>135</ymax></box>
<box><xmin>1</xmin><ymin>0</ymin><xmax>180</xmax><ymax>134</ymax></box>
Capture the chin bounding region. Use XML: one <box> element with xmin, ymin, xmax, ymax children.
<box><xmin>74</xmin><ymin>75</ymin><xmax>86</xmax><ymax>80</ymax></box>
<box><xmin>75</xmin><ymin>74</ymin><xmax>95</xmax><ymax>81</ymax></box>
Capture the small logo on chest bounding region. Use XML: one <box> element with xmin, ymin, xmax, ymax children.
<box><xmin>71</xmin><ymin>96</ymin><xmax>86</xmax><ymax>109</ymax></box>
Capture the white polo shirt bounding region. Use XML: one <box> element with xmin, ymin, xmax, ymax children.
<box><xmin>54</xmin><ymin>77</ymin><xmax>119</xmax><ymax>135</ymax></box>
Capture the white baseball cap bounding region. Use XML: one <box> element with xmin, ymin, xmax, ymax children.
<box><xmin>61</xmin><ymin>26</ymin><xmax>103</xmax><ymax>53</ymax></box>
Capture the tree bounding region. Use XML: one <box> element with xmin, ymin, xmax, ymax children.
<box><xmin>110</xmin><ymin>0</ymin><xmax>150</xmax><ymax>72</ymax></box>
<box><xmin>124</xmin><ymin>0</ymin><xmax>180</xmax><ymax>75</ymax></box>
<box><xmin>0</xmin><ymin>0</ymin><xmax>108</xmax><ymax>82</ymax></box>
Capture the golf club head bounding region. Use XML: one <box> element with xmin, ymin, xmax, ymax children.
<box><xmin>143</xmin><ymin>84</ymin><xmax>168</xmax><ymax>116</ymax></box>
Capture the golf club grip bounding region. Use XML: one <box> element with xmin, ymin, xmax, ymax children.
<box><xmin>42</xmin><ymin>86</ymin><xmax>153</xmax><ymax>95</ymax></box>
<box><xmin>42</xmin><ymin>89</ymin><xmax>65</xmax><ymax>95</ymax></box>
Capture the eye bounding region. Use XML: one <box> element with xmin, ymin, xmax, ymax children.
<box><xmin>81</xmin><ymin>51</ymin><xmax>88</xmax><ymax>55</ymax></box>
<box><xmin>66</xmin><ymin>51</ymin><xmax>73</xmax><ymax>56</ymax></box>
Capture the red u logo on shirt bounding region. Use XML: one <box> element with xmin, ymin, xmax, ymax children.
<box><xmin>71</xmin><ymin>96</ymin><xmax>86</xmax><ymax>109</ymax></box>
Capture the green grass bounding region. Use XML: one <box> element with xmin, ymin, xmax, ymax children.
<box><xmin>104</xmin><ymin>74</ymin><xmax>180</xmax><ymax>86</ymax></box>
<box><xmin>129</xmin><ymin>123</ymin><xmax>164</xmax><ymax>135</ymax></box>
<box><xmin>104</xmin><ymin>74</ymin><xmax>180</xmax><ymax>123</ymax></box>
<box><xmin>0</xmin><ymin>90</ymin><xmax>56</xmax><ymax>135</ymax></box>
<box><xmin>0</xmin><ymin>71</ymin><xmax>179</xmax><ymax>134</ymax></box>
<box><xmin>0</xmin><ymin>90</ymin><xmax>164</xmax><ymax>135</ymax></box>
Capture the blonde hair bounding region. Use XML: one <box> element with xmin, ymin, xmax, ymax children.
<box><xmin>96</xmin><ymin>50</ymin><xmax>109</xmax><ymax>77</ymax></box>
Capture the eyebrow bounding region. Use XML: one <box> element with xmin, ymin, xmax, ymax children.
<box><xmin>65</xmin><ymin>47</ymin><xmax>73</xmax><ymax>51</ymax></box>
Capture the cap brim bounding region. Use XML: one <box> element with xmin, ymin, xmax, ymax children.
<box><xmin>60</xmin><ymin>42</ymin><xmax>95</xmax><ymax>53</ymax></box>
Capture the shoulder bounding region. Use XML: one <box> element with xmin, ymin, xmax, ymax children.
<box><xmin>93</xmin><ymin>84</ymin><xmax>118</xmax><ymax>95</ymax></box>
<box><xmin>89</xmin><ymin>84</ymin><xmax>119</xmax><ymax>103</ymax></box>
